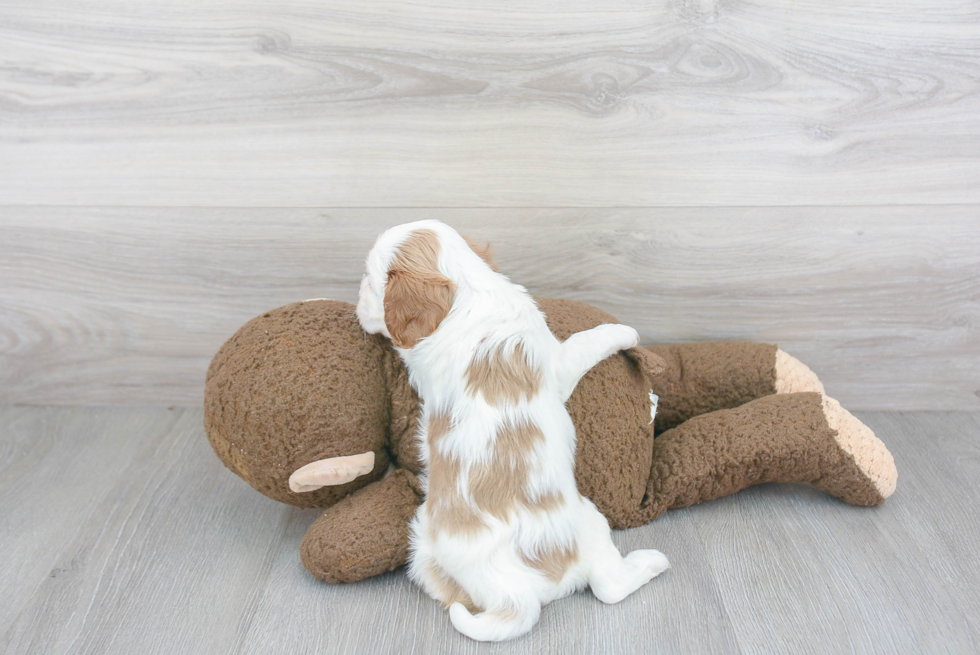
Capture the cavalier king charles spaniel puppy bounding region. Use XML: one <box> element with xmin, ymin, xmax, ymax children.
<box><xmin>353</xmin><ymin>220</ymin><xmax>668</xmax><ymax>641</ymax></box>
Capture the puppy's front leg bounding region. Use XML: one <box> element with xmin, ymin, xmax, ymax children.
<box><xmin>556</xmin><ymin>324</ymin><xmax>639</xmax><ymax>401</ymax></box>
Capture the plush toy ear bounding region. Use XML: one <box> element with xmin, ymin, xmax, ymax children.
<box><xmin>384</xmin><ymin>266</ymin><xmax>455</xmax><ymax>349</ymax></box>
<box><xmin>288</xmin><ymin>451</ymin><xmax>377</xmax><ymax>492</ymax></box>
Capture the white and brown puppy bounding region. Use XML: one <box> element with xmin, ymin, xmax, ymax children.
<box><xmin>354</xmin><ymin>220</ymin><xmax>668</xmax><ymax>642</ymax></box>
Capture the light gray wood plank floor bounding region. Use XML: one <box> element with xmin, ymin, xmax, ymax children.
<box><xmin>2</xmin><ymin>407</ymin><xmax>978</xmax><ymax>654</ymax></box>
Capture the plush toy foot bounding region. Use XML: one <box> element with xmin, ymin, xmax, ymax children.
<box><xmin>773</xmin><ymin>349</ymin><xmax>825</xmax><ymax>395</ymax></box>
<box><xmin>773</xmin><ymin>352</ymin><xmax>895</xmax><ymax>503</ymax></box>
<box><xmin>637</xmin><ymin>392</ymin><xmax>898</xmax><ymax>527</ymax></box>
<box><xmin>814</xmin><ymin>395</ymin><xmax>898</xmax><ymax>504</ymax></box>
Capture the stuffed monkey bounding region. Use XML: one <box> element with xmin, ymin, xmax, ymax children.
<box><xmin>204</xmin><ymin>298</ymin><xmax>896</xmax><ymax>583</ymax></box>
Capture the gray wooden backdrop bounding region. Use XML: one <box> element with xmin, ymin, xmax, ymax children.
<box><xmin>1</xmin><ymin>0</ymin><xmax>978</xmax><ymax>410</ymax></box>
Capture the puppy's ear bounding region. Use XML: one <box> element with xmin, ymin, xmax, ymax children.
<box><xmin>463</xmin><ymin>235</ymin><xmax>497</xmax><ymax>271</ymax></box>
<box><xmin>384</xmin><ymin>231</ymin><xmax>456</xmax><ymax>349</ymax></box>
<box><xmin>384</xmin><ymin>269</ymin><xmax>454</xmax><ymax>348</ymax></box>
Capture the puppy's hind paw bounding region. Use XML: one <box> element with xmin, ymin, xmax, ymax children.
<box><xmin>590</xmin><ymin>549</ymin><xmax>669</xmax><ymax>605</ymax></box>
<box><xmin>625</xmin><ymin>549</ymin><xmax>670</xmax><ymax>583</ymax></box>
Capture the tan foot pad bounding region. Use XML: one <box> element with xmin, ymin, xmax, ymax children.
<box><xmin>774</xmin><ymin>349</ymin><xmax>825</xmax><ymax>395</ymax></box>
<box><xmin>818</xmin><ymin>396</ymin><xmax>898</xmax><ymax>503</ymax></box>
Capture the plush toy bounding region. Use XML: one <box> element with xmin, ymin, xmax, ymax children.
<box><xmin>204</xmin><ymin>297</ymin><xmax>897</xmax><ymax>583</ymax></box>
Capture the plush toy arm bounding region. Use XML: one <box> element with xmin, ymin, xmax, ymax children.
<box><xmin>300</xmin><ymin>468</ymin><xmax>423</xmax><ymax>583</ymax></box>
<box><xmin>556</xmin><ymin>324</ymin><xmax>639</xmax><ymax>401</ymax></box>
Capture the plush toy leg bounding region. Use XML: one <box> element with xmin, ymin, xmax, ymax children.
<box><xmin>645</xmin><ymin>342</ymin><xmax>824</xmax><ymax>433</ymax></box>
<box><xmin>632</xmin><ymin>392</ymin><xmax>897</xmax><ymax>526</ymax></box>
<box><xmin>645</xmin><ymin>342</ymin><xmax>779</xmax><ymax>433</ymax></box>
<box><xmin>300</xmin><ymin>468</ymin><xmax>423</xmax><ymax>583</ymax></box>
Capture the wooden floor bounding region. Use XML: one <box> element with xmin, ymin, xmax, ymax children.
<box><xmin>2</xmin><ymin>407</ymin><xmax>978</xmax><ymax>654</ymax></box>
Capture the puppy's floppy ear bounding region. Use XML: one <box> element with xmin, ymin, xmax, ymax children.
<box><xmin>384</xmin><ymin>230</ymin><xmax>456</xmax><ymax>349</ymax></box>
<box><xmin>463</xmin><ymin>235</ymin><xmax>497</xmax><ymax>271</ymax></box>
<box><xmin>384</xmin><ymin>269</ymin><xmax>454</xmax><ymax>348</ymax></box>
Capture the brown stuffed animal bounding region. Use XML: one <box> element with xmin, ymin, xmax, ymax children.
<box><xmin>204</xmin><ymin>298</ymin><xmax>897</xmax><ymax>583</ymax></box>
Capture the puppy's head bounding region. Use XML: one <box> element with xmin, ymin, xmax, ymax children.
<box><xmin>358</xmin><ymin>221</ymin><xmax>492</xmax><ymax>349</ymax></box>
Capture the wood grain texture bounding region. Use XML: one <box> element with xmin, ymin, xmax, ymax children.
<box><xmin>2</xmin><ymin>206</ymin><xmax>978</xmax><ymax>409</ymax></box>
<box><xmin>858</xmin><ymin>412</ymin><xmax>980</xmax><ymax>639</ymax></box>
<box><xmin>688</xmin><ymin>411</ymin><xmax>980</xmax><ymax>655</ymax></box>
<box><xmin>0</xmin><ymin>407</ymin><xmax>163</xmax><ymax>625</ymax></box>
<box><xmin>233</xmin><ymin>507</ymin><xmax>741</xmax><ymax>655</ymax></box>
<box><xmin>1</xmin><ymin>407</ymin><xmax>299</xmax><ymax>655</ymax></box>
<box><xmin>3</xmin><ymin>407</ymin><xmax>979</xmax><ymax>654</ymax></box>
<box><xmin>1</xmin><ymin>0</ymin><xmax>978</xmax><ymax>206</ymax></box>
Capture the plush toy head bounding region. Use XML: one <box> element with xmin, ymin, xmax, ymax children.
<box><xmin>204</xmin><ymin>300</ymin><xmax>396</xmax><ymax>508</ymax></box>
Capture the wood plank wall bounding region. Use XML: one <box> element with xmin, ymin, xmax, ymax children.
<box><xmin>1</xmin><ymin>1</ymin><xmax>978</xmax><ymax>409</ymax></box>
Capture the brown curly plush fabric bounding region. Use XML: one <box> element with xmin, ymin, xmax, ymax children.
<box><xmin>643</xmin><ymin>392</ymin><xmax>833</xmax><ymax>518</ymax></box>
<box><xmin>639</xmin><ymin>391</ymin><xmax>884</xmax><ymax>522</ymax></box>
<box><xmin>204</xmin><ymin>301</ymin><xmax>392</xmax><ymax>508</ymax></box>
<box><xmin>301</xmin><ymin>469</ymin><xmax>424</xmax><ymax>583</ymax></box>
<box><xmin>647</xmin><ymin>341</ymin><xmax>778</xmax><ymax>434</ymax></box>
<box><xmin>382</xmin><ymin>346</ymin><xmax>425</xmax><ymax>476</ymax></box>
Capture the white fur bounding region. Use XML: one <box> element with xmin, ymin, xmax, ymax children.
<box><xmin>357</xmin><ymin>220</ymin><xmax>669</xmax><ymax>642</ymax></box>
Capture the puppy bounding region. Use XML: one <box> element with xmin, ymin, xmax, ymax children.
<box><xmin>356</xmin><ymin>220</ymin><xmax>668</xmax><ymax>642</ymax></box>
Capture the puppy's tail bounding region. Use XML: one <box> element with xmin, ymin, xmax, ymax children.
<box><xmin>449</xmin><ymin>601</ymin><xmax>540</xmax><ymax>642</ymax></box>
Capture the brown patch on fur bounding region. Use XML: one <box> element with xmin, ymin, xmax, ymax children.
<box><xmin>427</xmin><ymin>563</ymin><xmax>480</xmax><ymax>612</ymax></box>
<box><xmin>427</xmin><ymin>446</ymin><xmax>487</xmax><ymax>538</ymax></box>
<box><xmin>532</xmin><ymin>490</ymin><xmax>566</xmax><ymax>513</ymax></box>
<box><xmin>469</xmin><ymin>418</ymin><xmax>545</xmax><ymax>520</ymax></box>
<box><xmin>384</xmin><ymin>229</ymin><xmax>455</xmax><ymax>349</ymax></box>
<box><xmin>494</xmin><ymin>417</ymin><xmax>546</xmax><ymax>461</ymax></box>
<box><xmin>463</xmin><ymin>235</ymin><xmax>498</xmax><ymax>271</ymax></box>
<box><xmin>427</xmin><ymin>417</ymin><xmax>558</xmax><ymax>537</ymax></box>
<box><xmin>464</xmin><ymin>343</ymin><xmax>540</xmax><ymax>406</ymax></box>
<box><xmin>521</xmin><ymin>542</ymin><xmax>579</xmax><ymax>583</ymax></box>
<box><xmin>427</xmin><ymin>410</ymin><xmax>453</xmax><ymax>446</ymax></box>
